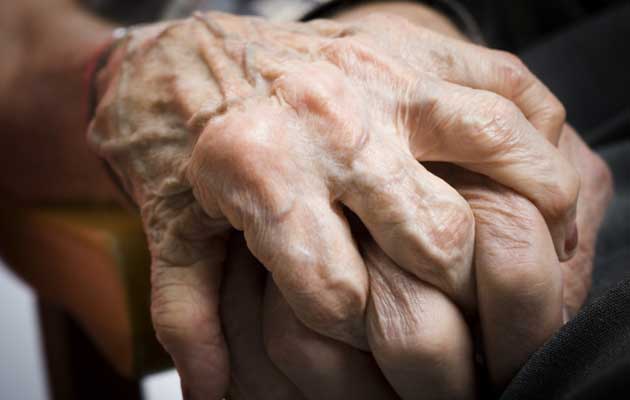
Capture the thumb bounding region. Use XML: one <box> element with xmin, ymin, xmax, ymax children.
<box><xmin>144</xmin><ymin>197</ymin><xmax>231</xmax><ymax>400</ymax></box>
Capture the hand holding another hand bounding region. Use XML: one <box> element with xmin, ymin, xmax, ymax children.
<box><xmin>222</xmin><ymin>126</ymin><xmax>612</xmax><ymax>400</ymax></box>
<box><xmin>88</xmin><ymin>11</ymin><xmax>582</xmax><ymax>399</ymax></box>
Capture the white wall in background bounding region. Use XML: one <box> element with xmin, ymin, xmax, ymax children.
<box><xmin>143</xmin><ymin>369</ymin><xmax>182</xmax><ymax>400</ymax></box>
<box><xmin>0</xmin><ymin>261</ymin><xmax>48</xmax><ymax>400</ymax></box>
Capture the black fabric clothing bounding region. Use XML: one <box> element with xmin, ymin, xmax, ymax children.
<box><xmin>501</xmin><ymin>280</ymin><xmax>630</xmax><ymax>400</ymax></box>
<box><xmin>456</xmin><ymin>0</ymin><xmax>625</xmax><ymax>50</ymax></box>
<box><xmin>302</xmin><ymin>0</ymin><xmax>484</xmax><ymax>43</ymax></box>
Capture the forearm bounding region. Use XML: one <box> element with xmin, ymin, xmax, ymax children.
<box><xmin>331</xmin><ymin>1</ymin><xmax>467</xmax><ymax>40</ymax></box>
<box><xmin>0</xmin><ymin>0</ymin><xmax>120</xmax><ymax>204</ymax></box>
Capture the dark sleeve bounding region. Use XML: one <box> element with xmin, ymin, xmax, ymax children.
<box><xmin>501</xmin><ymin>279</ymin><xmax>630</xmax><ymax>400</ymax></box>
<box><xmin>81</xmin><ymin>0</ymin><xmax>169</xmax><ymax>24</ymax></box>
<box><xmin>301</xmin><ymin>0</ymin><xmax>484</xmax><ymax>43</ymax></box>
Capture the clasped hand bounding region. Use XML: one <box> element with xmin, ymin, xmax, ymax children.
<box><xmin>89</xmin><ymin>11</ymin><xmax>609</xmax><ymax>399</ymax></box>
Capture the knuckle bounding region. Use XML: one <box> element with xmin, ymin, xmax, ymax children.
<box><xmin>495</xmin><ymin>50</ymin><xmax>568</xmax><ymax>139</ymax></box>
<box><xmin>537</xmin><ymin>96</ymin><xmax>567</xmax><ymax>141</ymax></box>
<box><xmin>467</xmin><ymin>93</ymin><xmax>521</xmax><ymax>154</ymax></box>
<box><xmin>188</xmin><ymin>122</ymin><xmax>232</xmax><ymax>185</ymax></box>
<box><xmin>379</xmin><ymin>187</ymin><xmax>474</xmax><ymax>297</ymax></box>
<box><xmin>547</xmin><ymin>165</ymin><xmax>580</xmax><ymax>220</ymax></box>
<box><xmin>299</xmin><ymin>279</ymin><xmax>366</xmax><ymax>343</ymax></box>
<box><xmin>273</xmin><ymin>61</ymin><xmax>347</xmax><ymax>118</ymax></box>
<box><xmin>422</xmin><ymin>198</ymin><xmax>474</xmax><ymax>260</ymax></box>
<box><xmin>437</xmin><ymin>197</ymin><xmax>475</xmax><ymax>250</ymax></box>
<box><xmin>485</xmin><ymin>92</ymin><xmax>520</xmax><ymax>121</ymax></box>
<box><xmin>192</xmin><ymin>124</ymin><xmax>295</xmax><ymax>226</ymax></box>
<box><xmin>473</xmin><ymin>191</ymin><xmax>554</xmax><ymax>290</ymax></box>
<box><xmin>193</xmin><ymin>121</ymin><xmax>262</xmax><ymax>176</ymax></box>
<box><xmin>273</xmin><ymin>62</ymin><xmax>368</xmax><ymax>164</ymax></box>
<box><xmin>420</xmin><ymin>198</ymin><xmax>475</xmax><ymax>292</ymax></box>
<box><xmin>495</xmin><ymin>51</ymin><xmax>530</xmax><ymax>92</ymax></box>
<box><xmin>262</xmin><ymin>243</ymin><xmax>367</xmax><ymax>346</ymax></box>
<box><xmin>547</xmin><ymin>97</ymin><xmax>567</xmax><ymax>129</ymax></box>
<box><xmin>476</xmin><ymin>188</ymin><xmax>542</xmax><ymax>234</ymax></box>
<box><xmin>320</xmin><ymin>36</ymin><xmax>359</xmax><ymax>61</ymax></box>
<box><xmin>354</xmin><ymin>166</ymin><xmax>476</xmax><ymax>297</ymax></box>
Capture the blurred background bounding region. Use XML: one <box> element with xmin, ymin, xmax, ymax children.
<box><xmin>0</xmin><ymin>259</ymin><xmax>181</xmax><ymax>400</ymax></box>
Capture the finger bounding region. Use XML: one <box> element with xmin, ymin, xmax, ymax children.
<box><xmin>350</xmin><ymin>15</ymin><xmax>566</xmax><ymax>142</ymax></box>
<box><xmin>408</xmin><ymin>80</ymin><xmax>579</xmax><ymax>261</ymax></box>
<box><xmin>262</xmin><ymin>279</ymin><xmax>398</xmax><ymax>400</ymax></box>
<box><xmin>316</xmin><ymin>28</ymin><xmax>575</xmax><ymax>259</ymax></box>
<box><xmin>557</xmin><ymin>125</ymin><xmax>613</xmax><ymax>316</ymax></box>
<box><xmin>339</xmin><ymin>146</ymin><xmax>476</xmax><ymax>308</ymax></box>
<box><xmin>473</xmin><ymin>185</ymin><xmax>564</xmax><ymax>388</ymax></box>
<box><xmin>447</xmin><ymin>47</ymin><xmax>566</xmax><ymax>144</ymax></box>
<box><xmin>361</xmin><ymin>238</ymin><xmax>476</xmax><ymax>400</ymax></box>
<box><xmin>243</xmin><ymin>197</ymin><xmax>369</xmax><ymax>348</ymax></box>
<box><xmin>189</xmin><ymin>104</ymin><xmax>370</xmax><ymax>349</ymax></box>
<box><xmin>221</xmin><ymin>233</ymin><xmax>305</xmax><ymax>400</ymax></box>
<box><xmin>417</xmin><ymin>33</ymin><xmax>566</xmax><ymax>143</ymax></box>
<box><xmin>432</xmin><ymin>165</ymin><xmax>564</xmax><ymax>388</ymax></box>
<box><xmin>145</xmin><ymin>200</ymin><xmax>230</xmax><ymax>400</ymax></box>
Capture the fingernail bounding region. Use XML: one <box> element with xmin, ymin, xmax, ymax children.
<box><xmin>564</xmin><ymin>222</ymin><xmax>578</xmax><ymax>256</ymax></box>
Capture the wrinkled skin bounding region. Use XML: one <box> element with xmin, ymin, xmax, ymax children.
<box><xmin>89</xmin><ymin>12</ymin><xmax>580</xmax><ymax>399</ymax></box>
<box><xmin>222</xmin><ymin>126</ymin><xmax>613</xmax><ymax>400</ymax></box>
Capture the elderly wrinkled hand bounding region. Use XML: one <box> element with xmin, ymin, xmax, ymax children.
<box><xmin>222</xmin><ymin>126</ymin><xmax>611</xmax><ymax>400</ymax></box>
<box><xmin>88</xmin><ymin>11</ymin><xmax>579</xmax><ymax>399</ymax></box>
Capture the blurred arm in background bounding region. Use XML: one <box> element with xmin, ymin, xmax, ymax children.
<box><xmin>0</xmin><ymin>0</ymin><xmax>118</xmax><ymax>204</ymax></box>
